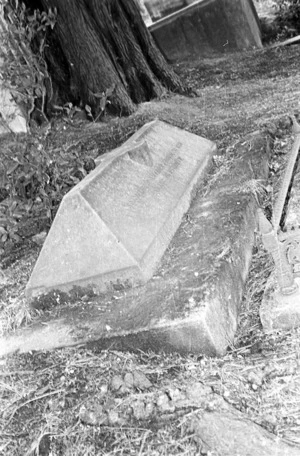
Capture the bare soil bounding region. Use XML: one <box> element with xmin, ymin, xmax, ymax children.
<box><xmin>1</xmin><ymin>45</ymin><xmax>300</xmax><ymax>455</ymax></box>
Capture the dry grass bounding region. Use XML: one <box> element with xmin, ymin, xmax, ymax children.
<box><xmin>0</xmin><ymin>253</ymin><xmax>37</xmax><ymax>337</ymax></box>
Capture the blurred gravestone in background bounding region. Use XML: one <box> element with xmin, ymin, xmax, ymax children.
<box><xmin>145</xmin><ymin>0</ymin><xmax>262</xmax><ymax>60</ymax></box>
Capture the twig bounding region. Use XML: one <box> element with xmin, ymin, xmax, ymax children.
<box><xmin>138</xmin><ymin>430</ymin><xmax>151</xmax><ymax>455</ymax></box>
<box><xmin>4</xmin><ymin>389</ymin><xmax>64</xmax><ymax>429</ymax></box>
<box><xmin>0</xmin><ymin>370</ymin><xmax>34</xmax><ymax>377</ymax></box>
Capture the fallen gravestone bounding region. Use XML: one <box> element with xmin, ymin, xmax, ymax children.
<box><xmin>0</xmin><ymin>129</ymin><xmax>271</xmax><ymax>357</ymax></box>
<box><xmin>26</xmin><ymin>119</ymin><xmax>216</xmax><ymax>298</ymax></box>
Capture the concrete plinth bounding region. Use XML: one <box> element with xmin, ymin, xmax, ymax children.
<box><xmin>26</xmin><ymin>120</ymin><xmax>215</xmax><ymax>298</ymax></box>
<box><xmin>260</xmin><ymin>275</ymin><xmax>300</xmax><ymax>332</ymax></box>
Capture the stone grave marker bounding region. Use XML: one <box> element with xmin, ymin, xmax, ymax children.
<box><xmin>26</xmin><ymin>120</ymin><xmax>216</xmax><ymax>298</ymax></box>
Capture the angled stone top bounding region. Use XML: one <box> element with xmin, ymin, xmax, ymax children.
<box><xmin>26</xmin><ymin>120</ymin><xmax>216</xmax><ymax>298</ymax></box>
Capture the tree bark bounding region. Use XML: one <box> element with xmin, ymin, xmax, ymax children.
<box><xmin>33</xmin><ymin>0</ymin><xmax>186</xmax><ymax>115</ymax></box>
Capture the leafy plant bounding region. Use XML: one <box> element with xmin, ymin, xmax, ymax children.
<box><xmin>0</xmin><ymin>138</ymin><xmax>96</xmax><ymax>252</ymax></box>
<box><xmin>88</xmin><ymin>84</ymin><xmax>116</xmax><ymax>121</ymax></box>
<box><xmin>274</xmin><ymin>0</ymin><xmax>300</xmax><ymax>37</ymax></box>
<box><xmin>0</xmin><ymin>1</ymin><xmax>57</xmax><ymax>126</ymax></box>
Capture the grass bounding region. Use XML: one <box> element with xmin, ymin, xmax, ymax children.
<box><xmin>1</xmin><ymin>44</ymin><xmax>300</xmax><ymax>454</ymax></box>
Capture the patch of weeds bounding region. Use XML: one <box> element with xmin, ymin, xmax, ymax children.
<box><xmin>30</xmin><ymin>286</ymin><xmax>98</xmax><ymax>312</ymax></box>
<box><xmin>1</xmin><ymin>1</ymin><xmax>57</xmax><ymax>126</ymax></box>
<box><xmin>0</xmin><ymin>253</ymin><xmax>37</xmax><ymax>335</ymax></box>
<box><xmin>0</xmin><ymin>136</ymin><xmax>96</xmax><ymax>254</ymax></box>
<box><xmin>274</xmin><ymin>0</ymin><xmax>300</xmax><ymax>38</ymax></box>
<box><xmin>0</xmin><ymin>295</ymin><xmax>33</xmax><ymax>336</ymax></box>
<box><xmin>30</xmin><ymin>290</ymin><xmax>70</xmax><ymax>312</ymax></box>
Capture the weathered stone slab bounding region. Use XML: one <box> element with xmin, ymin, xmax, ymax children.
<box><xmin>26</xmin><ymin>120</ymin><xmax>215</xmax><ymax>298</ymax></box>
<box><xmin>0</xmin><ymin>131</ymin><xmax>271</xmax><ymax>357</ymax></box>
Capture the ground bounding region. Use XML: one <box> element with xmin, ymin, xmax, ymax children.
<box><xmin>1</xmin><ymin>43</ymin><xmax>300</xmax><ymax>454</ymax></box>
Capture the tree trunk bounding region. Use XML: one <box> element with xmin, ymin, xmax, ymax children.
<box><xmin>35</xmin><ymin>0</ymin><xmax>187</xmax><ymax>116</ymax></box>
